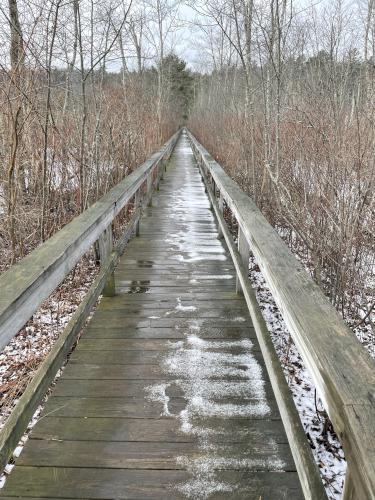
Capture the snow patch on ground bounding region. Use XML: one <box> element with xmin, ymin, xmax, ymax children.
<box><xmin>174</xmin><ymin>253</ymin><xmax>227</xmax><ymax>263</ymax></box>
<box><xmin>249</xmin><ymin>255</ymin><xmax>346</xmax><ymax>499</ymax></box>
<box><xmin>0</xmin><ymin>257</ymin><xmax>98</xmax><ymax>431</ymax></box>
<box><xmin>175</xmin><ymin>297</ymin><xmax>197</xmax><ymax>312</ymax></box>
<box><xmin>0</xmin><ymin>365</ymin><xmax>66</xmax><ymax>489</ymax></box>
<box><xmin>145</xmin><ymin>310</ymin><xmax>281</xmax><ymax>498</ymax></box>
<box><xmin>145</xmin><ymin>383</ymin><xmax>171</xmax><ymax>416</ymax></box>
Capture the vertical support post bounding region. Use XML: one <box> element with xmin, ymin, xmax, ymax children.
<box><xmin>134</xmin><ymin>189</ymin><xmax>140</xmax><ymax>236</ymax></box>
<box><xmin>147</xmin><ymin>172</ymin><xmax>152</xmax><ymax>206</ymax></box>
<box><xmin>236</xmin><ymin>226</ymin><xmax>250</xmax><ymax>294</ymax></box>
<box><xmin>203</xmin><ymin>164</ymin><xmax>208</xmax><ymax>193</ymax></box>
<box><xmin>156</xmin><ymin>164</ymin><xmax>160</xmax><ymax>191</ymax></box>
<box><xmin>217</xmin><ymin>193</ymin><xmax>224</xmax><ymax>238</ymax></box>
<box><xmin>98</xmin><ymin>225</ymin><xmax>115</xmax><ymax>297</ymax></box>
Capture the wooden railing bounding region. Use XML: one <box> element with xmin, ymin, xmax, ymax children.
<box><xmin>186</xmin><ymin>128</ymin><xmax>375</xmax><ymax>500</ymax></box>
<box><xmin>0</xmin><ymin>130</ymin><xmax>180</xmax><ymax>469</ymax></box>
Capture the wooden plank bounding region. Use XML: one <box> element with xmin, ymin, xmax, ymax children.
<box><xmin>92</xmin><ymin>309</ymin><xmax>246</xmax><ymax>320</ymax></box>
<box><xmin>42</xmin><ymin>396</ymin><xmax>187</xmax><ymax>418</ymax></box>
<box><xmin>86</xmin><ymin>317</ymin><xmax>253</xmax><ymax>329</ymax></box>
<box><xmin>74</xmin><ymin>336</ymin><xmax>259</xmax><ymax>354</ymax></box>
<box><xmin>30</xmin><ymin>416</ymin><xmax>288</xmax><ymax>444</ymax></box>
<box><xmin>98</xmin><ymin>225</ymin><xmax>115</xmax><ymax>297</ymax></box>
<box><xmin>116</xmin><ymin>287</ymin><xmax>235</xmax><ymax>295</ymax></box>
<box><xmin>115</xmin><ymin>279</ymin><xmax>236</xmax><ymax>287</ymax></box>
<box><xmin>0</xmin><ymin>467</ymin><xmax>303</xmax><ymax>499</ymax></box>
<box><xmin>83</xmin><ymin>325</ymin><xmax>257</xmax><ymax>339</ymax></box>
<box><xmin>60</xmin><ymin>356</ymin><xmax>271</xmax><ymax>381</ymax></box>
<box><xmin>60</xmin><ymin>363</ymin><xmax>166</xmax><ymax>380</ymax></box>
<box><xmin>18</xmin><ymin>440</ymin><xmax>297</xmax><ymax>471</ymax></box>
<box><xmin>98</xmin><ymin>297</ymin><xmax>246</xmax><ymax>309</ymax></box>
<box><xmin>52</xmin><ymin>378</ymin><xmax>273</xmax><ymax>399</ymax></box>
<box><xmin>68</xmin><ymin>350</ymin><xmax>163</xmax><ymax>365</ymax></box>
<box><xmin>76</xmin><ymin>338</ymin><xmax>181</xmax><ymax>350</ymax></box>
<box><xmin>236</xmin><ymin>227</ymin><xmax>249</xmax><ymax>294</ymax></box>
<box><xmin>41</xmin><ymin>396</ymin><xmax>281</xmax><ymax>419</ymax></box>
<box><xmin>76</xmin><ymin>337</ymin><xmax>258</xmax><ymax>351</ymax></box>
<box><xmin>30</xmin><ymin>417</ymin><xmax>194</xmax><ymax>442</ymax></box>
<box><xmin>101</xmin><ymin>292</ymin><xmax>239</xmax><ymax>302</ymax></box>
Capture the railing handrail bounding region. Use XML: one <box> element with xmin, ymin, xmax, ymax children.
<box><xmin>0</xmin><ymin>130</ymin><xmax>180</xmax><ymax>353</ymax></box>
<box><xmin>186</xmin><ymin>128</ymin><xmax>375</xmax><ymax>500</ymax></box>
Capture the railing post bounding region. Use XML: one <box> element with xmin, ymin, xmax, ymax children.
<box><xmin>98</xmin><ymin>225</ymin><xmax>115</xmax><ymax>297</ymax></box>
<box><xmin>156</xmin><ymin>164</ymin><xmax>160</xmax><ymax>191</ymax></box>
<box><xmin>236</xmin><ymin>226</ymin><xmax>250</xmax><ymax>294</ymax></box>
<box><xmin>147</xmin><ymin>172</ymin><xmax>152</xmax><ymax>206</ymax></box>
<box><xmin>217</xmin><ymin>193</ymin><xmax>224</xmax><ymax>238</ymax></box>
<box><xmin>203</xmin><ymin>163</ymin><xmax>208</xmax><ymax>193</ymax></box>
<box><xmin>160</xmin><ymin>160</ymin><xmax>164</xmax><ymax>180</ymax></box>
<box><xmin>134</xmin><ymin>189</ymin><xmax>140</xmax><ymax>236</ymax></box>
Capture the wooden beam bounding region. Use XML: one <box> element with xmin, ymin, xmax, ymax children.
<box><xmin>134</xmin><ymin>190</ymin><xmax>141</xmax><ymax>236</ymax></box>
<box><xmin>98</xmin><ymin>226</ymin><xmax>115</xmax><ymax>297</ymax></box>
<box><xmin>236</xmin><ymin>227</ymin><xmax>249</xmax><ymax>295</ymax></box>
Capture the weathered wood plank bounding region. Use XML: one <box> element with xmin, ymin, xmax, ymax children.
<box><xmin>60</xmin><ymin>363</ymin><xmax>166</xmax><ymax>380</ymax></box>
<box><xmin>83</xmin><ymin>325</ymin><xmax>257</xmax><ymax>339</ymax></box>
<box><xmin>52</xmin><ymin>378</ymin><xmax>273</xmax><ymax>399</ymax></box>
<box><xmin>30</xmin><ymin>416</ymin><xmax>290</xmax><ymax>444</ymax></box>
<box><xmin>75</xmin><ymin>338</ymin><xmax>258</xmax><ymax>351</ymax></box>
<box><xmin>59</xmin><ymin>360</ymin><xmax>271</xmax><ymax>382</ymax></box>
<box><xmin>41</xmin><ymin>396</ymin><xmax>281</xmax><ymax>419</ymax></box>
<box><xmin>93</xmin><ymin>309</ymin><xmax>245</xmax><ymax>320</ymax></box>
<box><xmin>0</xmin><ymin>467</ymin><xmax>303</xmax><ymax>499</ymax></box>
<box><xmin>18</xmin><ymin>440</ymin><xmax>297</xmax><ymax>470</ymax></box>
<box><xmin>98</xmin><ymin>225</ymin><xmax>115</xmax><ymax>296</ymax></box>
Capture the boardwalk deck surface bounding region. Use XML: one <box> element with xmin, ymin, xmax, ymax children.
<box><xmin>1</xmin><ymin>133</ymin><xmax>303</xmax><ymax>499</ymax></box>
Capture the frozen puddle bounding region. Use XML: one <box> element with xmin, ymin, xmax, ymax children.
<box><xmin>145</xmin><ymin>319</ymin><xmax>284</xmax><ymax>498</ymax></box>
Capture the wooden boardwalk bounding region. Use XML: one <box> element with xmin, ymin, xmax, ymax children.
<box><xmin>0</xmin><ymin>134</ymin><xmax>303</xmax><ymax>499</ymax></box>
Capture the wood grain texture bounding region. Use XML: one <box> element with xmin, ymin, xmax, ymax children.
<box><xmin>1</xmin><ymin>467</ymin><xmax>303</xmax><ymax>499</ymax></box>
